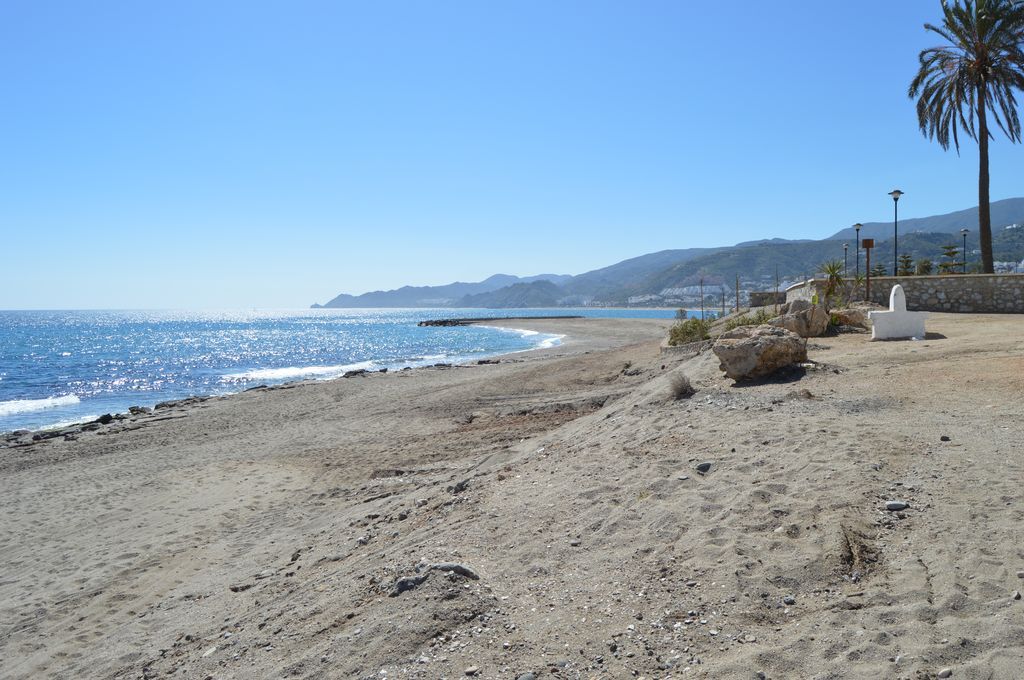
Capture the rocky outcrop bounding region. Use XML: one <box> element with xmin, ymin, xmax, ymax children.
<box><xmin>769</xmin><ymin>299</ymin><xmax>829</xmax><ymax>338</ymax></box>
<box><xmin>712</xmin><ymin>325</ymin><xmax>807</xmax><ymax>381</ymax></box>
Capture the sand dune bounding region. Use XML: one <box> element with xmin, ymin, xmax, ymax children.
<box><xmin>2</xmin><ymin>314</ymin><xmax>1023</xmax><ymax>679</ymax></box>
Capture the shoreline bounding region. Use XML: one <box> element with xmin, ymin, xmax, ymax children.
<box><xmin>0</xmin><ymin>321</ymin><xmax>581</xmax><ymax>438</ymax></box>
<box><xmin>3</xmin><ymin>313</ymin><xmax>1023</xmax><ymax>678</ymax></box>
<box><xmin>0</xmin><ymin>317</ymin><xmax>665</xmax><ymax>443</ymax></box>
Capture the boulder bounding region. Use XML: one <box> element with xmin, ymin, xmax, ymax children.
<box><xmin>769</xmin><ymin>299</ymin><xmax>829</xmax><ymax>337</ymax></box>
<box><xmin>712</xmin><ymin>325</ymin><xmax>807</xmax><ymax>381</ymax></box>
<box><xmin>830</xmin><ymin>308</ymin><xmax>868</xmax><ymax>328</ymax></box>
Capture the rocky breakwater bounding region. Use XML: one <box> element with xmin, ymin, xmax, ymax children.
<box><xmin>418</xmin><ymin>316</ymin><xmax>582</xmax><ymax>327</ymax></box>
<box><xmin>712</xmin><ymin>325</ymin><xmax>807</xmax><ymax>381</ymax></box>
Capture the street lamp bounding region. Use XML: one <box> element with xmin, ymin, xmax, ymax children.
<box><xmin>854</xmin><ymin>223</ymin><xmax>862</xmax><ymax>279</ymax></box>
<box><xmin>889</xmin><ymin>190</ymin><xmax>904</xmax><ymax>276</ymax></box>
<box><xmin>843</xmin><ymin>243</ymin><xmax>848</xmax><ymax>278</ymax></box>
<box><xmin>961</xmin><ymin>228</ymin><xmax>969</xmax><ymax>273</ymax></box>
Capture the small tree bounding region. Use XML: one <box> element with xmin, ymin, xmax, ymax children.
<box><xmin>852</xmin><ymin>272</ymin><xmax>866</xmax><ymax>301</ymax></box>
<box><xmin>939</xmin><ymin>244</ymin><xmax>960</xmax><ymax>273</ymax></box>
<box><xmin>870</xmin><ymin>263</ymin><xmax>887</xmax><ymax>278</ymax></box>
<box><xmin>897</xmin><ymin>253</ymin><xmax>915</xmax><ymax>276</ymax></box>
<box><xmin>915</xmin><ymin>258</ymin><xmax>934</xmax><ymax>275</ymax></box>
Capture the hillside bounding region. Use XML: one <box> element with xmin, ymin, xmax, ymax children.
<box><xmin>830</xmin><ymin>197</ymin><xmax>1024</xmax><ymax>240</ymax></box>
<box><xmin>458</xmin><ymin>280</ymin><xmax>563</xmax><ymax>308</ymax></box>
<box><xmin>313</xmin><ymin>273</ymin><xmax>570</xmax><ymax>308</ymax></box>
<box><xmin>313</xmin><ymin>199</ymin><xmax>1024</xmax><ymax>308</ymax></box>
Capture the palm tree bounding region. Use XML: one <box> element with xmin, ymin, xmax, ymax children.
<box><xmin>818</xmin><ymin>259</ymin><xmax>845</xmax><ymax>308</ymax></box>
<box><xmin>908</xmin><ymin>0</ymin><xmax>1024</xmax><ymax>273</ymax></box>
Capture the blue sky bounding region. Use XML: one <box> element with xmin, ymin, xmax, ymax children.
<box><xmin>2</xmin><ymin>1</ymin><xmax>1022</xmax><ymax>308</ymax></box>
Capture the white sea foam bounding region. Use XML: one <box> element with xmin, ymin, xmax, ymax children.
<box><xmin>0</xmin><ymin>394</ymin><xmax>81</xmax><ymax>417</ymax></box>
<box><xmin>40</xmin><ymin>415</ymin><xmax>100</xmax><ymax>431</ymax></box>
<box><xmin>222</xmin><ymin>361</ymin><xmax>376</xmax><ymax>382</ymax></box>
<box><xmin>478</xmin><ymin>325</ymin><xmax>564</xmax><ymax>351</ymax></box>
<box><xmin>536</xmin><ymin>334</ymin><xmax>565</xmax><ymax>349</ymax></box>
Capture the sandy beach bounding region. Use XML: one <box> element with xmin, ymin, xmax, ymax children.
<box><xmin>2</xmin><ymin>314</ymin><xmax>1024</xmax><ymax>679</ymax></box>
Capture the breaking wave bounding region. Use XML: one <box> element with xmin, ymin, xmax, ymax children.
<box><xmin>0</xmin><ymin>395</ymin><xmax>81</xmax><ymax>417</ymax></box>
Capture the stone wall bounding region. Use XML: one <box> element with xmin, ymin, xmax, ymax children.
<box><xmin>786</xmin><ymin>274</ymin><xmax>1024</xmax><ymax>313</ymax></box>
<box><xmin>748</xmin><ymin>291</ymin><xmax>786</xmax><ymax>307</ymax></box>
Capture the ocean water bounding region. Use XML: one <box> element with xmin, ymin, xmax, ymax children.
<box><xmin>0</xmin><ymin>308</ymin><xmax>682</xmax><ymax>433</ymax></box>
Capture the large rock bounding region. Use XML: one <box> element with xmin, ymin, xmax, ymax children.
<box><xmin>769</xmin><ymin>299</ymin><xmax>829</xmax><ymax>337</ymax></box>
<box><xmin>830</xmin><ymin>308</ymin><xmax>868</xmax><ymax>328</ymax></box>
<box><xmin>712</xmin><ymin>325</ymin><xmax>807</xmax><ymax>381</ymax></box>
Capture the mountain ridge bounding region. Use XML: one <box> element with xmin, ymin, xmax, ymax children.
<box><xmin>313</xmin><ymin>198</ymin><xmax>1024</xmax><ymax>308</ymax></box>
<box><xmin>830</xmin><ymin>197</ymin><xmax>1024</xmax><ymax>240</ymax></box>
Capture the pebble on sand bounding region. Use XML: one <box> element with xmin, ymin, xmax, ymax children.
<box><xmin>937</xmin><ymin>668</ymin><xmax>952</xmax><ymax>678</ymax></box>
<box><xmin>885</xmin><ymin>501</ymin><xmax>909</xmax><ymax>511</ymax></box>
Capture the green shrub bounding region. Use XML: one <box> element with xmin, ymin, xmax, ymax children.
<box><xmin>722</xmin><ymin>308</ymin><xmax>776</xmax><ymax>332</ymax></box>
<box><xmin>668</xmin><ymin>317</ymin><xmax>711</xmax><ymax>345</ymax></box>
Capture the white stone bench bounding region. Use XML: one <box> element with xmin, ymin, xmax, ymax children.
<box><xmin>869</xmin><ymin>284</ymin><xmax>929</xmax><ymax>340</ymax></box>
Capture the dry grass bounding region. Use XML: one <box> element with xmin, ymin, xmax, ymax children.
<box><xmin>669</xmin><ymin>373</ymin><xmax>695</xmax><ymax>400</ymax></box>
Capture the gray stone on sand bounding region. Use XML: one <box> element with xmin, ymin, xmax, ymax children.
<box><xmin>712</xmin><ymin>325</ymin><xmax>807</xmax><ymax>381</ymax></box>
<box><xmin>389</xmin><ymin>574</ymin><xmax>428</xmax><ymax>597</ymax></box>
<box><xmin>885</xmin><ymin>501</ymin><xmax>909</xmax><ymax>511</ymax></box>
<box><xmin>937</xmin><ymin>668</ymin><xmax>952</xmax><ymax>678</ymax></box>
<box><xmin>431</xmin><ymin>562</ymin><xmax>480</xmax><ymax>580</ymax></box>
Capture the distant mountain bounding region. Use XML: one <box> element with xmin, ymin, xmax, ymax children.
<box><xmin>458</xmin><ymin>280</ymin><xmax>563</xmax><ymax>308</ymax></box>
<box><xmin>313</xmin><ymin>273</ymin><xmax>571</xmax><ymax>308</ymax></box>
<box><xmin>313</xmin><ymin>198</ymin><xmax>1024</xmax><ymax>308</ymax></box>
<box><xmin>559</xmin><ymin>248</ymin><xmax>725</xmax><ymax>300</ymax></box>
<box><xmin>830</xmin><ymin>197</ymin><xmax>1024</xmax><ymax>240</ymax></box>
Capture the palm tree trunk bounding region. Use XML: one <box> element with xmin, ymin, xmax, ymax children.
<box><xmin>977</xmin><ymin>84</ymin><xmax>994</xmax><ymax>273</ymax></box>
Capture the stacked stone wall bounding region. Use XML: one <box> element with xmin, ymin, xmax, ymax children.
<box><xmin>748</xmin><ymin>291</ymin><xmax>786</xmax><ymax>307</ymax></box>
<box><xmin>785</xmin><ymin>274</ymin><xmax>1024</xmax><ymax>313</ymax></box>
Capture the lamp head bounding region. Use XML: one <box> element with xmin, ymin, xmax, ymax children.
<box><xmin>854</xmin><ymin>223</ymin><xmax>862</xmax><ymax>233</ymax></box>
<box><xmin>889</xmin><ymin>189</ymin><xmax>904</xmax><ymax>201</ymax></box>
<box><xmin>960</xmin><ymin>228</ymin><xmax>969</xmax><ymax>235</ymax></box>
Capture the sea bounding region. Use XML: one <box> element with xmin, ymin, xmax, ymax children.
<box><xmin>0</xmin><ymin>308</ymin><xmax>688</xmax><ymax>433</ymax></box>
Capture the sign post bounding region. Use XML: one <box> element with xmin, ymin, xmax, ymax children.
<box><xmin>862</xmin><ymin>238</ymin><xmax>875</xmax><ymax>302</ymax></box>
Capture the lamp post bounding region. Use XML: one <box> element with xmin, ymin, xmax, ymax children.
<box><xmin>699</xmin><ymin>278</ymin><xmax>704</xmax><ymax>321</ymax></box>
<box><xmin>854</xmin><ymin>223</ymin><xmax>862</xmax><ymax>279</ymax></box>
<box><xmin>889</xmin><ymin>190</ymin><xmax>904</xmax><ymax>276</ymax></box>
<box><xmin>843</xmin><ymin>243</ymin><xmax>848</xmax><ymax>278</ymax></box>
<box><xmin>961</xmin><ymin>228</ymin><xmax>969</xmax><ymax>273</ymax></box>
